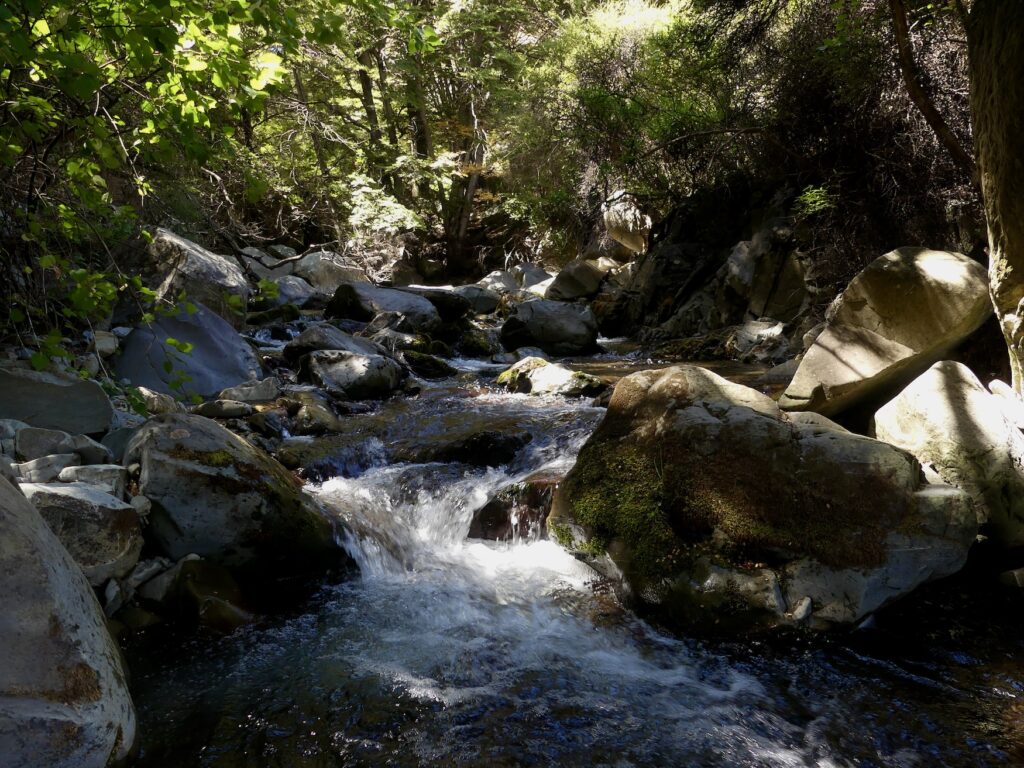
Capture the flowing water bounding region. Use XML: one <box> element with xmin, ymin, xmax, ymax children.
<box><xmin>128</xmin><ymin>355</ymin><xmax>1024</xmax><ymax>767</ymax></box>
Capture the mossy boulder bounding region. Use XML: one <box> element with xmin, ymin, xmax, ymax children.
<box><xmin>124</xmin><ymin>413</ymin><xmax>348</xmax><ymax>583</ymax></box>
<box><xmin>549</xmin><ymin>364</ymin><xmax>976</xmax><ymax>632</ymax></box>
<box><xmin>497</xmin><ymin>357</ymin><xmax>605</xmax><ymax>397</ymax></box>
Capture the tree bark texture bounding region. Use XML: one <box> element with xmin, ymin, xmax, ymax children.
<box><xmin>969</xmin><ymin>0</ymin><xmax>1024</xmax><ymax>390</ymax></box>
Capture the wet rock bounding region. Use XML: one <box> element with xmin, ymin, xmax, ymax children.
<box><xmin>15</xmin><ymin>453</ymin><xmax>81</xmax><ymax>482</ymax></box>
<box><xmin>0</xmin><ymin>366</ymin><xmax>113</xmax><ymax>434</ymax></box>
<box><xmin>283</xmin><ymin>322</ymin><xmax>382</xmax><ymax>362</ymax></box>
<box><xmin>248</xmin><ymin>407</ymin><xmax>291</xmax><ymax>438</ymax></box>
<box><xmin>548</xmin><ymin>364</ymin><xmax>976</xmax><ymax>632</ymax></box>
<box><xmin>397</xmin><ymin>286</ymin><xmax>472</xmax><ymax>322</ymax></box>
<box><xmin>0</xmin><ymin>475</ymin><xmax>137</xmax><ymax>766</ymax></box>
<box><xmin>148</xmin><ymin>229</ymin><xmax>251</xmax><ymax>328</ymax></box>
<box><xmin>175</xmin><ymin>559</ymin><xmax>255</xmax><ymax>632</ymax></box>
<box><xmin>779</xmin><ymin>248</ymin><xmax>991</xmax><ymax>417</ymax></box>
<box><xmin>21</xmin><ymin>482</ymin><xmax>142</xmax><ymax>586</ymax></box>
<box><xmin>301</xmin><ymin>350</ymin><xmax>405</xmax><ymax>399</ymax></box>
<box><xmin>116</xmin><ymin>302</ymin><xmax>263</xmax><ymax>398</ymax></box>
<box><xmin>469</xmin><ymin>470</ymin><xmax>561</xmax><ymax>541</ymax></box>
<box><xmin>458</xmin><ymin>328</ymin><xmax>499</xmax><ymax>358</ymax></box>
<box><xmin>193</xmin><ymin>399</ymin><xmax>254</xmax><ymax>419</ymax></box>
<box><xmin>125</xmin><ymin>413</ymin><xmax>345</xmax><ymax>580</ymax></box>
<box><xmin>403</xmin><ymin>350</ymin><xmax>457</xmax><ymax>380</ymax></box>
<box><xmin>545</xmin><ymin>259</ymin><xmax>606</xmax><ymax>301</ymax></box>
<box><xmin>326</xmin><ymin>283</ymin><xmax>441</xmax><ymax>333</ymax></box>
<box><xmin>428</xmin><ymin>430</ymin><xmax>532</xmax><ymax>467</ymax></box>
<box><xmin>452</xmin><ymin>284</ymin><xmax>501</xmax><ymax>314</ymax></box>
<box><xmin>873</xmin><ymin>360</ymin><xmax>1024</xmax><ymax>548</ymax></box>
<box><xmin>497</xmin><ymin>357</ymin><xmax>605</xmax><ymax>397</ymax></box>
<box><xmin>500</xmin><ymin>299</ymin><xmax>599</xmax><ymax>356</ymax></box>
<box><xmin>58</xmin><ymin>464</ymin><xmax>128</xmax><ymax>498</ymax></box>
<box><xmin>292</xmin><ymin>250</ymin><xmax>368</xmax><ymax>293</ymax></box>
<box><xmin>219</xmin><ymin>376</ymin><xmax>282</xmax><ymax>403</ymax></box>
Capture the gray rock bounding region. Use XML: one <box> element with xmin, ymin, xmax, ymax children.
<box><xmin>326</xmin><ymin>283</ymin><xmax>441</xmax><ymax>333</ymax></box>
<box><xmin>510</xmin><ymin>262</ymin><xmax>553</xmax><ymax>289</ymax></box>
<box><xmin>240</xmin><ymin>251</ymin><xmax>292</xmax><ymax>281</ymax></box>
<box><xmin>193</xmin><ymin>399</ymin><xmax>253</xmax><ymax>419</ymax></box>
<box><xmin>125</xmin><ymin>413</ymin><xmax>344</xmax><ymax>578</ymax></box>
<box><xmin>136</xmin><ymin>387</ymin><xmax>185</xmax><ymax>415</ymax></box>
<box><xmin>0</xmin><ymin>475</ymin><xmax>136</xmax><ymax>766</ymax></box>
<box><xmin>397</xmin><ymin>286</ymin><xmax>472</xmax><ymax>322</ymax></box>
<box><xmin>476</xmin><ymin>270</ymin><xmax>518</xmax><ymax>294</ymax></box>
<box><xmin>603</xmin><ymin>192</ymin><xmax>650</xmax><ymax>253</ymax></box>
<box><xmin>302</xmin><ymin>350</ymin><xmax>405</xmax><ymax>399</ymax></box>
<box><xmin>544</xmin><ymin>259</ymin><xmax>606</xmax><ymax>301</ymax></box>
<box><xmin>0</xmin><ymin>456</ymin><xmax>19</xmax><ymax>490</ymax></box>
<box><xmin>115</xmin><ymin>302</ymin><xmax>262</xmax><ymax>398</ymax></box>
<box><xmin>283</xmin><ymin>323</ymin><xmax>383</xmax><ymax>362</ymax></box>
<box><xmin>292</xmin><ymin>250</ymin><xmax>368</xmax><ymax>293</ymax></box>
<box><xmin>272</xmin><ymin>275</ymin><xmax>317</xmax><ymax>307</ymax></box>
<box><xmin>125</xmin><ymin>558</ymin><xmax>172</xmax><ymax>591</ymax></box>
<box><xmin>500</xmin><ymin>300</ymin><xmax>599</xmax><ymax>356</ymax></box>
<box><xmin>0</xmin><ymin>367</ymin><xmax>113</xmax><ymax>434</ymax></box>
<box><xmin>496</xmin><ymin>357</ymin><xmax>605</xmax><ymax>397</ymax></box>
<box><xmin>58</xmin><ymin>464</ymin><xmax>128</xmax><ymax>498</ymax></box>
<box><xmin>149</xmin><ymin>229</ymin><xmax>251</xmax><ymax>328</ymax></box>
<box><xmin>267</xmin><ymin>244</ymin><xmax>298</xmax><ymax>259</ymax></box>
<box><xmin>452</xmin><ymin>284</ymin><xmax>500</xmax><ymax>314</ymax></box>
<box><xmin>90</xmin><ymin>331</ymin><xmax>118</xmax><ymax>358</ymax></box>
<box><xmin>21</xmin><ymin>482</ymin><xmax>142</xmax><ymax>586</ymax></box>
<box><xmin>873</xmin><ymin>360</ymin><xmax>1024</xmax><ymax>547</ymax></box>
<box><xmin>548</xmin><ymin>364</ymin><xmax>976</xmax><ymax>631</ymax></box>
<box><xmin>219</xmin><ymin>376</ymin><xmax>282</xmax><ymax>403</ymax></box>
<box><xmin>101</xmin><ymin>427</ymin><xmax>137</xmax><ymax>464</ymax></box>
<box><xmin>16</xmin><ymin>429</ymin><xmax>112</xmax><ymax>465</ymax></box>
<box><xmin>15</xmin><ymin>453</ymin><xmax>81</xmax><ymax>483</ymax></box>
<box><xmin>779</xmin><ymin>248</ymin><xmax>991</xmax><ymax>416</ymax></box>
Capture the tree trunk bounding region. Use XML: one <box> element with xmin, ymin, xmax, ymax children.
<box><xmin>969</xmin><ymin>0</ymin><xmax>1024</xmax><ymax>391</ymax></box>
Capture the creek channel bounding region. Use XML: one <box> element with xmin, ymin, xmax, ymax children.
<box><xmin>127</xmin><ymin>347</ymin><xmax>1024</xmax><ymax>767</ymax></box>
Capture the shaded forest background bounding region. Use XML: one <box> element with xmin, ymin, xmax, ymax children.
<box><xmin>0</xmin><ymin>0</ymin><xmax>980</xmax><ymax>350</ymax></box>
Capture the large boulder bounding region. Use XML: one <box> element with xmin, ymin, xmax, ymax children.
<box><xmin>0</xmin><ymin>475</ymin><xmax>136</xmax><ymax>766</ymax></box>
<box><xmin>149</xmin><ymin>229</ymin><xmax>251</xmax><ymax>328</ymax></box>
<box><xmin>0</xmin><ymin>367</ymin><xmax>113</xmax><ymax>434</ymax></box>
<box><xmin>873</xmin><ymin>361</ymin><xmax>1024</xmax><ymax>547</ymax></box>
<box><xmin>496</xmin><ymin>357</ymin><xmax>605</xmax><ymax>397</ymax></box>
<box><xmin>452</xmin><ymin>284</ymin><xmax>500</xmax><ymax>315</ymax></box>
<box><xmin>779</xmin><ymin>248</ymin><xmax>991</xmax><ymax>417</ymax></box>
<box><xmin>283</xmin><ymin>323</ymin><xmax>383</xmax><ymax>363</ymax></box>
<box><xmin>300</xmin><ymin>350</ymin><xmax>405</xmax><ymax>399</ymax></box>
<box><xmin>124</xmin><ymin>414</ymin><xmax>344</xmax><ymax>579</ymax></box>
<box><xmin>291</xmin><ymin>251</ymin><xmax>368</xmax><ymax>293</ymax></box>
<box><xmin>21</xmin><ymin>482</ymin><xmax>142</xmax><ymax>587</ymax></box>
<box><xmin>326</xmin><ymin>283</ymin><xmax>441</xmax><ymax>333</ymax></box>
<box><xmin>548</xmin><ymin>365</ymin><xmax>976</xmax><ymax>632</ymax></box>
<box><xmin>397</xmin><ymin>286</ymin><xmax>472</xmax><ymax>322</ymax></box>
<box><xmin>115</xmin><ymin>302</ymin><xmax>262</xmax><ymax>398</ymax></box>
<box><xmin>544</xmin><ymin>259</ymin><xmax>606</xmax><ymax>301</ymax></box>
<box><xmin>602</xmin><ymin>192</ymin><xmax>651</xmax><ymax>253</ymax></box>
<box><xmin>500</xmin><ymin>300</ymin><xmax>599</xmax><ymax>356</ymax></box>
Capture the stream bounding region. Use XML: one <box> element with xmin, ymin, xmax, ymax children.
<box><xmin>127</xmin><ymin>350</ymin><xmax>1024</xmax><ymax>767</ymax></box>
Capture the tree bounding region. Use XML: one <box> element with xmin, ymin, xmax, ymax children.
<box><xmin>969</xmin><ymin>0</ymin><xmax>1024</xmax><ymax>391</ymax></box>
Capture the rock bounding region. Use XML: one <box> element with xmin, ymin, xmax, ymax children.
<box><xmin>403</xmin><ymin>350</ymin><xmax>458</xmax><ymax>380</ymax></box>
<box><xmin>496</xmin><ymin>357</ymin><xmax>605</xmax><ymax>397</ymax></box>
<box><xmin>21</xmin><ymin>482</ymin><xmax>142</xmax><ymax>586</ymax></box>
<box><xmin>272</xmin><ymin>275</ymin><xmax>317</xmax><ymax>307</ymax></box>
<box><xmin>301</xmin><ymin>350</ymin><xmax>405</xmax><ymax>399</ymax></box>
<box><xmin>137</xmin><ymin>555</ymin><xmax>200</xmax><ymax>603</ymax></box>
<box><xmin>872</xmin><ymin>360</ymin><xmax>1024</xmax><ymax>547</ymax></box>
<box><xmin>500</xmin><ymin>300</ymin><xmax>599</xmax><ymax>356</ymax></box>
<box><xmin>90</xmin><ymin>331</ymin><xmax>118</xmax><ymax>358</ymax></box>
<box><xmin>101</xmin><ymin>428</ymin><xmax>137</xmax><ymax>463</ymax></box>
<box><xmin>326</xmin><ymin>283</ymin><xmax>441</xmax><ymax>333</ymax></box>
<box><xmin>125</xmin><ymin>558</ymin><xmax>172</xmax><ymax>591</ymax></box>
<box><xmin>129</xmin><ymin>494</ymin><xmax>152</xmax><ymax>520</ymax></box>
<box><xmin>292</xmin><ymin>250</ymin><xmax>368</xmax><ymax>293</ymax></box>
<box><xmin>0</xmin><ymin>366</ymin><xmax>113</xmax><ymax>434</ymax></box>
<box><xmin>603</xmin><ymin>192</ymin><xmax>651</xmax><ymax>253</ymax></box>
<box><xmin>397</xmin><ymin>286</ymin><xmax>472</xmax><ymax>322</ymax></box>
<box><xmin>58</xmin><ymin>465</ymin><xmax>128</xmax><ymax>498</ymax></box>
<box><xmin>510</xmin><ymin>263</ymin><xmax>552</xmax><ymax>288</ymax></box>
<box><xmin>0</xmin><ymin>456</ymin><xmax>19</xmax><ymax>490</ymax></box>
<box><xmin>193</xmin><ymin>399</ymin><xmax>253</xmax><ymax>419</ymax></box>
<box><xmin>148</xmin><ymin>228</ymin><xmax>251</xmax><ymax>327</ymax></box>
<box><xmin>452</xmin><ymin>284</ymin><xmax>501</xmax><ymax>314</ymax></box>
<box><xmin>267</xmin><ymin>244</ymin><xmax>297</xmax><ymax>260</ymax></box>
<box><xmin>0</xmin><ymin>475</ymin><xmax>136</xmax><ymax>766</ymax></box>
<box><xmin>548</xmin><ymin>365</ymin><xmax>976</xmax><ymax>632</ymax></box>
<box><xmin>175</xmin><ymin>559</ymin><xmax>255</xmax><ymax>632</ymax></box>
<box><xmin>469</xmin><ymin>470</ymin><xmax>561</xmax><ymax>541</ymax></box>
<box><xmin>722</xmin><ymin>320</ymin><xmax>790</xmax><ymax>364</ymax></box>
<box><xmin>582</xmin><ymin>230</ymin><xmax>635</xmax><ymax>263</ymax></box>
<box><xmin>429</xmin><ymin>430</ymin><xmax>532</xmax><ymax>467</ymax></box>
<box><xmin>283</xmin><ymin>322</ymin><xmax>382</xmax><ymax>362</ymax></box>
<box><xmin>15</xmin><ymin>453</ymin><xmax>81</xmax><ymax>483</ymax></box>
<box><xmin>779</xmin><ymin>248</ymin><xmax>991</xmax><ymax>417</ymax></box>
<box><xmin>477</xmin><ymin>270</ymin><xmax>519</xmax><ymax>294</ymax></box>
<box><xmin>219</xmin><ymin>376</ymin><xmax>282</xmax><ymax>403</ymax></box>
<box><xmin>137</xmin><ymin>386</ymin><xmax>185</xmax><ymax>415</ymax></box>
<box><xmin>999</xmin><ymin>568</ymin><xmax>1024</xmax><ymax>588</ymax></box>
<box><xmin>240</xmin><ymin>247</ymin><xmax>292</xmax><ymax>281</ymax></box>
<box><xmin>988</xmin><ymin>379</ymin><xmax>1024</xmax><ymax>430</ymax></box>
<box><xmin>458</xmin><ymin>328</ymin><xmax>498</xmax><ymax>358</ymax></box>
<box><xmin>545</xmin><ymin>259</ymin><xmax>606</xmax><ymax>301</ymax></box>
<box><xmin>116</xmin><ymin>302</ymin><xmax>263</xmax><ymax>398</ymax></box>
<box><xmin>125</xmin><ymin>413</ymin><xmax>345</xmax><ymax>579</ymax></box>
<box><xmin>527</xmin><ymin>277</ymin><xmax>555</xmax><ymax>298</ymax></box>
<box><xmin>15</xmin><ymin>428</ymin><xmax>111</xmax><ymax>465</ymax></box>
